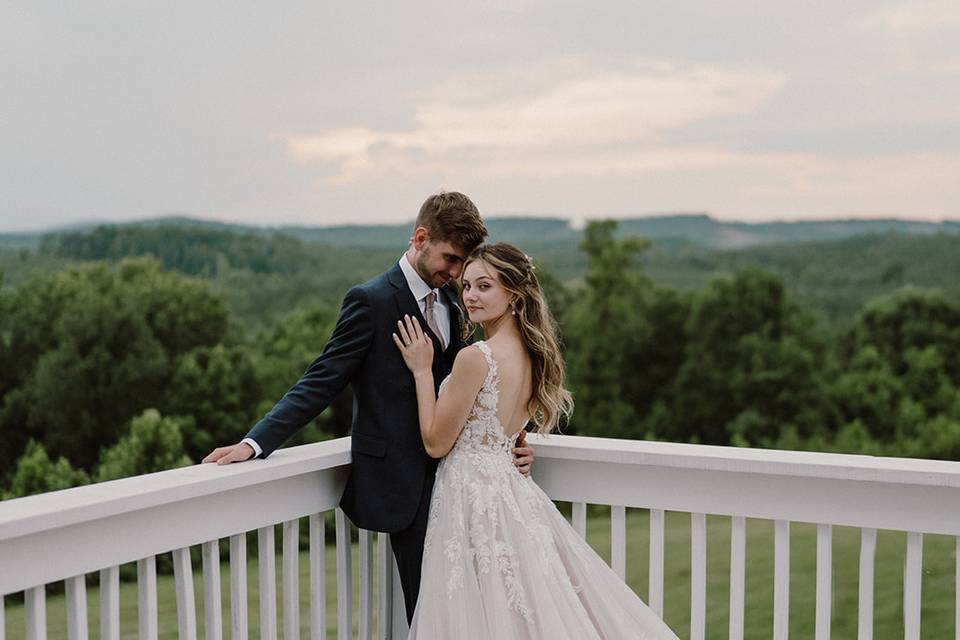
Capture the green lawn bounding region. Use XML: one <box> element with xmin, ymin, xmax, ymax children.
<box><xmin>4</xmin><ymin>511</ymin><xmax>956</xmax><ymax>639</ymax></box>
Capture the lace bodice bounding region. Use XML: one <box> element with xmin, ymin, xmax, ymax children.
<box><xmin>439</xmin><ymin>340</ymin><xmax>522</xmax><ymax>455</ymax></box>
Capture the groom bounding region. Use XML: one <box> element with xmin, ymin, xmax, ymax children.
<box><xmin>203</xmin><ymin>191</ymin><xmax>534</xmax><ymax>622</ymax></box>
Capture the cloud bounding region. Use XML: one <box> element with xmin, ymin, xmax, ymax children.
<box><xmin>278</xmin><ymin>53</ymin><xmax>960</xmax><ymax>224</ymax></box>
<box><xmin>282</xmin><ymin>58</ymin><xmax>786</xmax><ymax>183</ymax></box>
<box><xmin>848</xmin><ymin>1</ymin><xmax>960</xmax><ymax>75</ymax></box>
<box><xmin>850</xmin><ymin>0</ymin><xmax>960</xmax><ymax>38</ymax></box>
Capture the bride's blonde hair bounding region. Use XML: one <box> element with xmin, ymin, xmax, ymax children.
<box><xmin>460</xmin><ymin>243</ymin><xmax>573</xmax><ymax>434</ymax></box>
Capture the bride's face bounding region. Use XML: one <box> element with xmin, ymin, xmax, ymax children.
<box><xmin>461</xmin><ymin>260</ymin><xmax>512</xmax><ymax>324</ymax></box>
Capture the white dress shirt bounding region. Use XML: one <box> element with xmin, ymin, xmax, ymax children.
<box><xmin>242</xmin><ymin>254</ymin><xmax>450</xmax><ymax>458</ymax></box>
<box><xmin>398</xmin><ymin>254</ymin><xmax>451</xmax><ymax>347</ymax></box>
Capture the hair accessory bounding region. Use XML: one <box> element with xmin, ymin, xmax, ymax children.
<box><xmin>524</xmin><ymin>253</ymin><xmax>536</xmax><ymax>270</ymax></box>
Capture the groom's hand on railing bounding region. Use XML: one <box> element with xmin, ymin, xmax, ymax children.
<box><xmin>202</xmin><ymin>442</ymin><xmax>255</xmax><ymax>465</ymax></box>
<box><xmin>513</xmin><ymin>431</ymin><xmax>534</xmax><ymax>477</ymax></box>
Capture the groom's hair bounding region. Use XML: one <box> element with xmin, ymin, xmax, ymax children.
<box><xmin>415</xmin><ymin>191</ymin><xmax>487</xmax><ymax>252</ymax></box>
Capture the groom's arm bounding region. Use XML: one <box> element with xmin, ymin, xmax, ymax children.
<box><xmin>204</xmin><ymin>287</ymin><xmax>373</xmax><ymax>464</ymax></box>
<box><xmin>247</xmin><ymin>286</ymin><xmax>373</xmax><ymax>457</ymax></box>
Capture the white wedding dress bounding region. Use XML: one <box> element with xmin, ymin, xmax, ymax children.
<box><xmin>408</xmin><ymin>342</ymin><xmax>679</xmax><ymax>639</ymax></box>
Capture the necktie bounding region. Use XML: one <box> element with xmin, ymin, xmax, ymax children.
<box><xmin>424</xmin><ymin>291</ymin><xmax>446</xmax><ymax>349</ymax></box>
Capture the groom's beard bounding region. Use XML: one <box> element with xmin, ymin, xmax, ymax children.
<box><xmin>415</xmin><ymin>254</ymin><xmax>452</xmax><ymax>289</ymax></box>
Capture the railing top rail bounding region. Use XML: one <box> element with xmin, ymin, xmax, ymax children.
<box><xmin>0</xmin><ymin>438</ymin><xmax>351</xmax><ymax>541</ymax></box>
<box><xmin>529</xmin><ymin>434</ymin><xmax>960</xmax><ymax>535</ymax></box>
<box><xmin>4</xmin><ymin>433</ymin><xmax>959</xmax><ymax>543</ymax></box>
<box><xmin>527</xmin><ymin>433</ymin><xmax>960</xmax><ymax>487</ymax></box>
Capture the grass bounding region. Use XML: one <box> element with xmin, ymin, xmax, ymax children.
<box><xmin>3</xmin><ymin>511</ymin><xmax>956</xmax><ymax>639</ymax></box>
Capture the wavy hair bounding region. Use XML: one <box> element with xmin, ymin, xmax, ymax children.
<box><xmin>461</xmin><ymin>243</ymin><xmax>573</xmax><ymax>434</ymax></box>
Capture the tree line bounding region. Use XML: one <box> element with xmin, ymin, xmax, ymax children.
<box><xmin>2</xmin><ymin>220</ymin><xmax>959</xmax><ymax>499</ymax></box>
<box><xmin>26</xmin><ymin>222</ymin><xmax>960</xmax><ymax>326</ymax></box>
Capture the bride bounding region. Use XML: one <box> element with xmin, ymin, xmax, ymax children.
<box><xmin>393</xmin><ymin>242</ymin><xmax>678</xmax><ymax>639</ymax></box>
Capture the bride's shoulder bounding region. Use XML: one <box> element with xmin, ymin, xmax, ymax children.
<box><xmin>452</xmin><ymin>343</ymin><xmax>490</xmax><ymax>378</ymax></box>
<box><xmin>454</xmin><ymin>342</ymin><xmax>488</xmax><ymax>364</ymax></box>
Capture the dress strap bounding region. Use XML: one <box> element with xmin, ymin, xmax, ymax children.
<box><xmin>475</xmin><ymin>340</ymin><xmax>493</xmax><ymax>363</ymax></box>
<box><xmin>474</xmin><ymin>341</ymin><xmax>498</xmax><ymax>387</ymax></box>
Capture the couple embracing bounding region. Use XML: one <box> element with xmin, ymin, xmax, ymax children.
<box><xmin>203</xmin><ymin>192</ymin><xmax>677</xmax><ymax>639</ymax></box>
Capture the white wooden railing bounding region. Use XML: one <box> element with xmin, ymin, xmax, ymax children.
<box><xmin>2</xmin><ymin>434</ymin><xmax>960</xmax><ymax>639</ymax></box>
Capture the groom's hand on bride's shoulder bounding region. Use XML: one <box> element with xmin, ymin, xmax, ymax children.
<box><xmin>202</xmin><ymin>442</ymin><xmax>255</xmax><ymax>465</ymax></box>
<box><xmin>512</xmin><ymin>431</ymin><xmax>534</xmax><ymax>477</ymax></box>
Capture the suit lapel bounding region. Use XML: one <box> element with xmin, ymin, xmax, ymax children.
<box><xmin>389</xmin><ymin>263</ymin><xmax>445</xmax><ymax>368</ymax></box>
<box><xmin>440</xmin><ymin>285</ymin><xmax>466</xmax><ymax>354</ymax></box>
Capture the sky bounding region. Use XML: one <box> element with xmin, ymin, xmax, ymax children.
<box><xmin>2</xmin><ymin>1</ymin><xmax>959</xmax><ymax>232</ymax></box>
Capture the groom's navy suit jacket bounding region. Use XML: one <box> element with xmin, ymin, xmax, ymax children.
<box><xmin>245</xmin><ymin>262</ymin><xmax>466</xmax><ymax>532</ymax></box>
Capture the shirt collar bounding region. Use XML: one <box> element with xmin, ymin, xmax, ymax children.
<box><xmin>398</xmin><ymin>254</ymin><xmax>435</xmax><ymax>302</ymax></box>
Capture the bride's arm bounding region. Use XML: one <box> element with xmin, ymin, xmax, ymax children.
<box><xmin>394</xmin><ymin>315</ymin><xmax>486</xmax><ymax>458</ymax></box>
<box><xmin>419</xmin><ymin>347</ymin><xmax>486</xmax><ymax>457</ymax></box>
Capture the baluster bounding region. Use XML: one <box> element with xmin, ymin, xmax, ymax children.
<box><xmin>390</xmin><ymin>557</ymin><xmax>408</xmax><ymax>637</ymax></box>
<box><xmin>904</xmin><ymin>532</ymin><xmax>923</xmax><ymax>640</ymax></box>
<box><xmin>100</xmin><ymin>566</ymin><xmax>120</xmax><ymax>640</ymax></box>
<box><xmin>816</xmin><ymin>524</ymin><xmax>833</xmax><ymax>640</ymax></box>
<box><xmin>173</xmin><ymin>548</ymin><xmax>198</xmax><ymax>640</ymax></box>
<box><xmin>335</xmin><ymin>508</ymin><xmax>353</xmax><ymax>640</ymax></box>
<box><xmin>729</xmin><ymin>516</ymin><xmax>746</xmax><ymax>640</ymax></box>
<box><xmin>611</xmin><ymin>505</ymin><xmax>626</xmax><ymax>579</ymax></box>
<box><xmin>258</xmin><ymin>526</ymin><xmax>278</xmax><ymax>640</ymax></box>
<box><xmin>138</xmin><ymin>556</ymin><xmax>158</xmax><ymax>640</ymax></box>
<box><xmin>649</xmin><ymin>508</ymin><xmax>665</xmax><ymax>619</ymax></box>
<box><xmin>773</xmin><ymin>520</ymin><xmax>790</xmax><ymax>640</ymax></box>
<box><xmin>857</xmin><ymin>528</ymin><xmax>876</xmax><ymax>640</ymax></box>
<box><xmin>310</xmin><ymin>515</ymin><xmax>326</xmax><ymax>640</ymax></box>
<box><xmin>25</xmin><ymin>585</ymin><xmax>46</xmax><ymax>640</ymax></box>
<box><xmin>378</xmin><ymin>532</ymin><xmax>394</xmax><ymax>640</ymax></box>
<box><xmin>572</xmin><ymin>502</ymin><xmax>587</xmax><ymax>539</ymax></box>
<box><xmin>283</xmin><ymin>520</ymin><xmax>301</xmax><ymax>640</ymax></box>
<box><xmin>203</xmin><ymin>541</ymin><xmax>224</xmax><ymax>640</ymax></box>
<box><xmin>65</xmin><ymin>575</ymin><xmax>88</xmax><ymax>640</ymax></box>
<box><xmin>690</xmin><ymin>513</ymin><xmax>706</xmax><ymax>640</ymax></box>
<box><xmin>230</xmin><ymin>534</ymin><xmax>249</xmax><ymax>640</ymax></box>
<box><xmin>359</xmin><ymin>529</ymin><xmax>374</xmax><ymax>640</ymax></box>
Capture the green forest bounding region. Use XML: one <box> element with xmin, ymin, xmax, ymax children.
<box><xmin>1</xmin><ymin>218</ymin><xmax>959</xmax><ymax>499</ymax></box>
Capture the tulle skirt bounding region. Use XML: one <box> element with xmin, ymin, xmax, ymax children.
<box><xmin>408</xmin><ymin>447</ymin><xmax>679</xmax><ymax>640</ymax></box>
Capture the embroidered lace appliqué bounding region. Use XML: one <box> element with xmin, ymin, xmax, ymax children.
<box><xmin>424</xmin><ymin>341</ymin><xmax>539</xmax><ymax>623</ymax></box>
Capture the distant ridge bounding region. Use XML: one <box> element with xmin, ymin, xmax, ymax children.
<box><xmin>617</xmin><ymin>214</ymin><xmax>960</xmax><ymax>249</ymax></box>
<box><xmin>3</xmin><ymin>214</ymin><xmax>958</xmax><ymax>251</ymax></box>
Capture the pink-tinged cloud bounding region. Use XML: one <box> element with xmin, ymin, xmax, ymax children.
<box><xmin>282</xmin><ymin>59</ymin><xmax>786</xmax><ymax>184</ymax></box>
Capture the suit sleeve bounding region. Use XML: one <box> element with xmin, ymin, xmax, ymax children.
<box><xmin>245</xmin><ymin>286</ymin><xmax>373</xmax><ymax>457</ymax></box>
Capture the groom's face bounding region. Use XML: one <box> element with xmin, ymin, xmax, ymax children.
<box><xmin>415</xmin><ymin>237</ymin><xmax>468</xmax><ymax>289</ymax></box>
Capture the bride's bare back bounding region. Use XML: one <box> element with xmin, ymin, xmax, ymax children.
<box><xmin>484</xmin><ymin>337</ymin><xmax>533</xmax><ymax>438</ymax></box>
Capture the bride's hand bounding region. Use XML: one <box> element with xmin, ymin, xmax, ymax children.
<box><xmin>393</xmin><ymin>314</ymin><xmax>434</xmax><ymax>375</ymax></box>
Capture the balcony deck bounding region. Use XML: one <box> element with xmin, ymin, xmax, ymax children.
<box><xmin>2</xmin><ymin>434</ymin><xmax>960</xmax><ymax>639</ymax></box>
